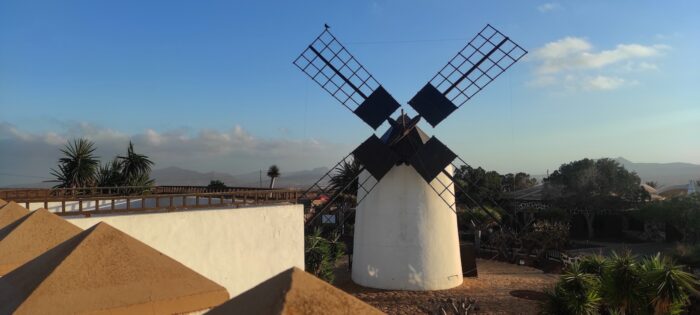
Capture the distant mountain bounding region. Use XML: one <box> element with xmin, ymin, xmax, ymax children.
<box><xmin>151</xmin><ymin>167</ymin><xmax>239</xmax><ymax>186</ymax></box>
<box><xmin>151</xmin><ymin>166</ymin><xmax>329</xmax><ymax>188</ymax></box>
<box><xmin>613</xmin><ymin>157</ymin><xmax>700</xmax><ymax>187</ymax></box>
<box><xmin>229</xmin><ymin>167</ymin><xmax>330</xmax><ymax>188</ymax></box>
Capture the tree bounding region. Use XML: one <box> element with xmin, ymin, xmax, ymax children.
<box><xmin>117</xmin><ymin>141</ymin><xmax>154</xmax><ymax>187</ymax></box>
<box><xmin>502</xmin><ymin>172</ymin><xmax>538</xmax><ymax>192</ymax></box>
<box><xmin>646</xmin><ymin>181</ymin><xmax>659</xmax><ymax>188</ymax></box>
<box><xmin>454</xmin><ymin>165</ymin><xmax>504</xmax><ymax>206</ymax></box>
<box><xmin>267</xmin><ymin>165</ymin><xmax>280</xmax><ymax>189</ymax></box>
<box><xmin>638</xmin><ymin>194</ymin><xmax>700</xmax><ymax>244</ymax></box>
<box><xmin>50</xmin><ymin>138</ymin><xmax>99</xmax><ymax>188</ymax></box>
<box><xmin>544</xmin><ymin>158</ymin><xmax>645</xmax><ymax>239</ymax></box>
<box><xmin>207</xmin><ymin>180</ymin><xmax>227</xmax><ymax>191</ymax></box>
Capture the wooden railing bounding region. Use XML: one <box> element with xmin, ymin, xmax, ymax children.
<box><xmin>0</xmin><ymin>185</ymin><xmax>269</xmax><ymax>200</ymax></box>
<box><xmin>3</xmin><ymin>189</ymin><xmax>300</xmax><ymax>217</ymax></box>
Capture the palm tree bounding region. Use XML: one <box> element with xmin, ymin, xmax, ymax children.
<box><xmin>328</xmin><ymin>159</ymin><xmax>361</xmax><ymax>198</ymax></box>
<box><xmin>96</xmin><ymin>158</ymin><xmax>123</xmax><ymax>188</ymax></box>
<box><xmin>267</xmin><ymin>165</ymin><xmax>280</xmax><ymax>189</ymax></box>
<box><xmin>117</xmin><ymin>141</ymin><xmax>154</xmax><ymax>187</ymax></box>
<box><xmin>50</xmin><ymin>138</ymin><xmax>99</xmax><ymax>188</ymax></box>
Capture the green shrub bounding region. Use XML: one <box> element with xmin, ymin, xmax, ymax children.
<box><xmin>304</xmin><ymin>228</ymin><xmax>346</xmax><ymax>283</ymax></box>
<box><xmin>540</xmin><ymin>251</ymin><xmax>699</xmax><ymax>315</ymax></box>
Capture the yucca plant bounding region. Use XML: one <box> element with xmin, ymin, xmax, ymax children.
<box><xmin>50</xmin><ymin>138</ymin><xmax>99</xmax><ymax>189</ymax></box>
<box><xmin>640</xmin><ymin>254</ymin><xmax>699</xmax><ymax>315</ymax></box>
<box><xmin>541</xmin><ymin>252</ymin><xmax>699</xmax><ymax>314</ymax></box>
<box><xmin>118</xmin><ymin>141</ymin><xmax>154</xmax><ymax>187</ymax></box>
<box><xmin>599</xmin><ymin>251</ymin><xmax>647</xmax><ymax>314</ymax></box>
<box><xmin>541</xmin><ymin>262</ymin><xmax>601</xmax><ymax>315</ymax></box>
<box><xmin>578</xmin><ymin>254</ymin><xmax>606</xmax><ymax>278</ymax></box>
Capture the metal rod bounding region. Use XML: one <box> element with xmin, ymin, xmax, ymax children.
<box><xmin>444</xmin><ymin>37</ymin><xmax>508</xmax><ymax>95</ymax></box>
<box><xmin>308</xmin><ymin>46</ymin><xmax>368</xmax><ymax>99</ymax></box>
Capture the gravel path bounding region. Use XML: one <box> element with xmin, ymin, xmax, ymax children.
<box><xmin>334</xmin><ymin>259</ymin><xmax>559</xmax><ymax>314</ymax></box>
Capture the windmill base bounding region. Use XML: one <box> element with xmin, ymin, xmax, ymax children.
<box><xmin>352</xmin><ymin>165</ymin><xmax>462</xmax><ymax>291</ymax></box>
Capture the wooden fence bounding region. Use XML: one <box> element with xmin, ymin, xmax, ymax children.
<box><xmin>2</xmin><ymin>188</ymin><xmax>300</xmax><ymax>217</ymax></box>
<box><xmin>0</xmin><ymin>185</ymin><xmax>269</xmax><ymax>200</ymax></box>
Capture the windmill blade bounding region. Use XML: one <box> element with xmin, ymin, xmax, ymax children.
<box><xmin>352</xmin><ymin>135</ymin><xmax>400</xmax><ymax>181</ymax></box>
<box><xmin>409</xmin><ymin>24</ymin><xmax>527</xmax><ymax>127</ymax></box>
<box><xmin>407</xmin><ymin>136</ymin><xmax>457</xmax><ymax>183</ymax></box>
<box><xmin>294</xmin><ymin>28</ymin><xmax>400</xmax><ymax>129</ymax></box>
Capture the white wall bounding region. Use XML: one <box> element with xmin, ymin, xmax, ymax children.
<box><xmin>352</xmin><ymin>165</ymin><xmax>463</xmax><ymax>291</ymax></box>
<box><xmin>65</xmin><ymin>204</ymin><xmax>304</xmax><ymax>298</ymax></box>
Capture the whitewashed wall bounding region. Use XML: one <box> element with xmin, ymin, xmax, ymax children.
<box><xmin>65</xmin><ymin>204</ymin><xmax>304</xmax><ymax>298</ymax></box>
<box><xmin>353</xmin><ymin>165</ymin><xmax>463</xmax><ymax>290</ymax></box>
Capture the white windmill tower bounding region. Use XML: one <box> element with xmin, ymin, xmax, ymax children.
<box><xmin>294</xmin><ymin>24</ymin><xmax>527</xmax><ymax>290</ymax></box>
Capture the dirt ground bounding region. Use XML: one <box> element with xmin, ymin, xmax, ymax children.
<box><xmin>334</xmin><ymin>258</ymin><xmax>559</xmax><ymax>315</ymax></box>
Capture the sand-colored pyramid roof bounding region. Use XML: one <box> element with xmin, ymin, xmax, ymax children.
<box><xmin>207</xmin><ymin>267</ymin><xmax>384</xmax><ymax>315</ymax></box>
<box><xmin>0</xmin><ymin>208</ymin><xmax>82</xmax><ymax>275</ymax></box>
<box><xmin>0</xmin><ymin>198</ymin><xmax>7</xmax><ymax>207</ymax></box>
<box><xmin>0</xmin><ymin>201</ymin><xmax>30</xmax><ymax>230</ymax></box>
<box><xmin>0</xmin><ymin>222</ymin><xmax>229</xmax><ymax>314</ymax></box>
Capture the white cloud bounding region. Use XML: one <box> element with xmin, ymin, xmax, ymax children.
<box><xmin>583</xmin><ymin>76</ymin><xmax>626</xmax><ymax>91</ymax></box>
<box><xmin>0</xmin><ymin>122</ymin><xmax>349</xmax><ymax>186</ymax></box>
<box><xmin>529</xmin><ymin>37</ymin><xmax>669</xmax><ymax>91</ymax></box>
<box><xmin>537</xmin><ymin>2</ymin><xmax>561</xmax><ymax>13</ymax></box>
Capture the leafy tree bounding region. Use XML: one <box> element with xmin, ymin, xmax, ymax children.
<box><xmin>267</xmin><ymin>165</ymin><xmax>280</xmax><ymax>189</ymax></box>
<box><xmin>646</xmin><ymin>181</ymin><xmax>659</xmax><ymax>188</ymax></box>
<box><xmin>503</xmin><ymin>172</ymin><xmax>538</xmax><ymax>192</ymax></box>
<box><xmin>544</xmin><ymin>158</ymin><xmax>645</xmax><ymax>239</ymax></box>
<box><xmin>50</xmin><ymin>138</ymin><xmax>99</xmax><ymax>188</ymax></box>
<box><xmin>117</xmin><ymin>141</ymin><xmax>154</xmax><ymax>187</ymax></box>
<box><xmin>207</xmin><ymin>180</ymin><xmax>227</xmax><ymax>191</ymax></box>
<box><xmin>454</xmin><ymin>165</ymin><xmax>504</xmax><ymax>206</ymax></box>
<box><xmin>638</xmin><ymin>194</ymin><xmax>700</xmax><ymax>244</ymax></box>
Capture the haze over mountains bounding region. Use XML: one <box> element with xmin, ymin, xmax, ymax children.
<box><xmin>4</xmin><ymin>158</ymin><xmax>698</xmax><ymax>189</ymax></box>
<box><xmin>612</xmin><ymin>157</ymin><xmax>700</xmax><ymax>187</ymax></box>
<box><xmin>151</xmin><ymin>157</ymin><xmax>699</xmax><ymax>189</ymax></box>
<box><xmin>151</xmin><ymin>166</ymin><xmax>329</xmax><ymax>188</ymax></box>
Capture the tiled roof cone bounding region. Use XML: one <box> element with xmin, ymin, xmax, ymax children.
<box><xmin>0</xmin><ymin>201</ymin><xmax>30</xmax><ymax>230</ymax></box>
<box><xmin>207</xmin><ymin>267</ymin><xmax>384</xmax><ymax>315</ymax></box>
<box><xmin>0</xmin><ymin>222</ymin><xmax>229</xmax><ymax>314</ymax></box>
<box><xmin>0</xmin><ymin>208</ymin><xmax>82</xmax><ymax>275</ymax></box>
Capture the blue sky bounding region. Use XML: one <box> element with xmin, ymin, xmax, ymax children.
<box><xmin>1</xmin><ymin>0</ymin><xmax>698</xmax><ymax>185</ymax></box>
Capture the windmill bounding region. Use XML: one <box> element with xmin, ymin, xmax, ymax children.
<box><xmin>294</xmin><ymin>24</ymin><xmax>526</xmax><ymax>290</ymax></box>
